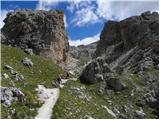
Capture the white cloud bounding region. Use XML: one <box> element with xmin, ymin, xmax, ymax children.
<box><xmin>0</xmin><ymin>10</ymin><xmax>10</xmax><ymax>29</ymax></box>
<box><xmin>71</xmin><ymin>6</ymin><xmax>99</xmax><ymax>26</ymax></box>
<box><xmin>96</xmin><ymin>0</ymin><xmax>159</xmax><ymax>20</ymax></box>
<box><xmin>67</xmin><ymin>0</ymin><xmax>159</xmax><ymax>26</ymax></box>
<box><xmin>67</xmin><ymin>0</ymin><xmax>100</xmax><ymax>26</ymax></box>
<box><xmin>64</xmin><ymin>14</ymin><xmax>68</xmax><ymax>27</ymax></box>
<box><xmin>67</xmin><ymin>0</ymin><xmax>92</xmax><ymax>13</ymax></box>
<box><xmin>36</xmin><ymin>0</ymin><xmax>59</xmax><ymax>10</ymax></box>
<box><xmin>69</xmin><ymin>33</ymin><xmax>100</xmax><ymax>46</ymax></box>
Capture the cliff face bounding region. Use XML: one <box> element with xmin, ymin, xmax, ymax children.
<box><xmin>70</xmin><ymin>42</ymin><xmax>97</xmax><ymax>61</ymax></box>
<box><xmin>61</xmin><ymin>42</ymin><xmax>97</xmax><ymax>76</ymax></box>
<box><xmin>95</xmin><ymin>11</ymin><xmax>159</xmax><ymax>58</ymax></box>
<box><xmin>2</xmin><ymin>9</ymin><xmax>69</xmax><ymax>63</ymax></box>
<box><xmin>80</xmin><ymin>11</ymin><xmax>159</xmax><ymax>118</ymax></box>
<box><xmin>81</xmin><ymin>11</ymin><xmax>159</xmax><ymax>84</ymax></box>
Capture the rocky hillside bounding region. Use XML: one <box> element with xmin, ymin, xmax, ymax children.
<box><xmin>61</xmin><ymin>42</ymin><xmax>97</xmax><ymax>76</ymax></box>
<box><xmin>2</xmin><ymin>9</ymin><xmax>69</xmax><ymax>64</ymax></box>
<box><xmin>1</xmin><ymin>10</ymin><xmax>159</xmax><ymax>119</ymax></box>
<box><xmin>1</xmin><ymin>45</ymin><xmax>67</xmax><ymax>118</ymax></box>
<box><xmin>80</xmin><ymin>11</ymin><xmax>159</xmax><ymax>118</ymax></box>
<box><xmin>69</xmin><ymin>42</ymin><xmax>97</xmax><ymax>62</ymax></box>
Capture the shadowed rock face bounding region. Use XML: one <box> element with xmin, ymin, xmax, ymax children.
<box><xmin>2</xmin><ymin>9</ymin><xmax>69</xmax><ymax>64</ymax></box>
<box><xmin>69</xmin><ymin>42</ymin><xmax>97</xmax><ymax>62</ymax></box>
<box><xmin>80</xmin><ymin>11</ymin><xmax>158</xmax><ymax>91</ymax></box>
<box><xmin>80</xmin><ymin>11</ymin><xmax>159</xmax><ymax>118</ymax></box>
<box><xmin>95</xmin><ymin>11</ymin><xmax>159</xmax><ymax>58</ymax></box>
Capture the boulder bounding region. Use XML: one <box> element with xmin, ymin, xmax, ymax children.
<box><xmin>2</xmin><ymin>73</ymin><xmax>9</xmax><ymax>79</ymax></box>
<box><xmin>2</xmin><ymin>9</ymin><xmax>69</xmax><ymax>63</ymax></box>
<box><xmin>22</xmin><ymin>57</ymin><xmax>33</xmax><ymax>67</ymax></box>
<box><xmin>80</xmin><ymin>11</ymin><xmax>158</xmax><ymax>94</ymax></box>
<box><xmin>143</xmin><ymin>90</ymin><xmax>159</xmax><ymax>109</ymax></box>
<box><xmin>15</xmin><ymin>73</ymin><xmax>24</xmax><ymax>82</ymax></box>
<box><xmin>1</xmin><ymin>87</ymin><xmax>24</xmax><ymax>106</ymax></box>
<box><xmin>106</xmin><ymin>76</ymin><xmax>126</xmax><ymax>91</ymax></box>
<box><xmin>24</xmin><ymin>48</ymin><xmax>33</xmax><ymax>55</ymax></box>
<box><xmin>135</xmin><ymin>108</ymin><xmax>145</xmax><ymax>119</ymax></box>
<box><xmin>4</xmin><ymin>65</ymin><xmax>13</xmax><ymax>70</ymax></box>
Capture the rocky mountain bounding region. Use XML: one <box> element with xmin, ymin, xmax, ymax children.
<box><xmin>2</xmin><ymin>9</ymin><xmax>69</xmax><ymax>64</ymax></box>
<box><xmin>69</xmin><ymin>42</ymin><xmax>97</xmax><ymax>61</ymax></box>
<box><xmin>80</xmin><ymin>11</ymin><xmax>159</xmax><ymax>118</ymax></box>
<box><xmin>61</xmin><ymin>42</ymin><xmax>97</xmax><ymax>76</ymax></box>
<box><xmin>1</xmin><ymin>10</ymin><xmax>159</xmax><ymax>119</ymax></box>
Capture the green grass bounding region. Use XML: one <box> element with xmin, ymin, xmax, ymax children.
<box><xmin>52</xmin><ymin>67</ymin><xmax>158</xmax><ymax>119</ymax></box>
<box><xmin>1</xmin><ymin>44</ymin><xmax>67</xmax><ymax>119</ymax></box>
<box><xmin>1</xmin><ymin>44</ymin><xmax>158</xmax><ymax>119</ymax></box>
<box><xmin>52</xmin><ymin>80</ymin><xmax>115</xmax><ymax>119</ymax></box>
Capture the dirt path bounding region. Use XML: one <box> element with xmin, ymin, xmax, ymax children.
<box><xmin>35</xmin><ymin>85</ymin><xmax>60</xmax><ymax>119</ymax></box>
<box><xmin>35</xmin><ymin>78</ymin><xmax>76</xmax><ymax>119</ymax></box>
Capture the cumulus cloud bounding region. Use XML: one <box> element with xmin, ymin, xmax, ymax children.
<box><xmin>71</xmin><ymin>6</ymin><xmax>99</xmax><ymax>26</ymax></box>
<box><xmin>69</xmin><ymin>33</ymin><xmax>100</xmax><ymax>46</ymax></box>
<box><xmin>36</xmin><ymin>0</ymin><xmax>59</xmax><ymax>10</ymax></box>
<box><xmin>96</xmin><ymin>0</ymin><xmax>159</xmax><ymax>21</ymax></box>
<box><xmin>64</xmin><ymin>14</ymin><xmax>68</xmax><ymax>27</ymax></box>
<box><xmin>67</xmin><ymin>1</ymin><xmax>100</xmax><ymax>26</ymax></box>
<box><xmin>68</xmin><ymin>0</ymin><xmax>159</xmax><ymax>45</ymax></box>
<box><xmin>67</xmin><ymin>0</ymin><xmax>159</xmax><ymax>26</ymax></box>
<box><xmin>67</xmin><ymin>0</ymin><xmax>92</xmax><ymax>13</ymax></box>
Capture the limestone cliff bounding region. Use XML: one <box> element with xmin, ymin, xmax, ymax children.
<box><xmin>2</xmin><ymin>9</ymin><xmax>69</xmax><ymax>63</ymax></box>
<box><xmin>80</xmin><ymin>11</ymin><xmax>159</xmax><ymax>118</ymax></box>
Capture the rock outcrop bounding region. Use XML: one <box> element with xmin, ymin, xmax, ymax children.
<box><xmin>80</xmin><ymin>11</ymin><xmax>159</xmax><ymax>115</ymax></box>
<box><xmin>94</xmin><ymin>11</ymin><xmax>159</xmax><ymax>58</ymax></box>
<box><xmin>1</xmin><ymin>87</ymin><xmax>25</xmax><ymax>106</ymax></box>
<box><xmin>80</xmin><ymin>11</ymin><xmax>158</xmax><ymax>84</ymax></box>
<box><xmin>60</xmin><ymin>42</ymin><xmax>97</xmax><ymax>76</ymax></box>
<box><xmin>69</xmin><ymin>42</ymin><xmax>97</xmax><ymax>61</ymax></box>
<box><xmin>2</xmin><ymin>9</ymin><xmax>69</xmax><ymax>63</ymax></box>
<box><xmin>80</xmin><ymin>12</ymin><xmax>159</xmax><ymax>99</ymax></box>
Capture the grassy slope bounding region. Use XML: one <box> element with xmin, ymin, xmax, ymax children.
<box><xmin>1</xmin><ymin>45</ymin><xmax>158</xmax><ymax>119</ymax></box>
<box><xmin>1</xmin><ymin>44</ymin><xmax>67</xmax><ymax>119</ymax></box>
<box><xmin>52</xmin><ymin>80</ymin><xmax>114</xmax><ymax>119</ymax></box>
<box><xmin>52</xmin><ymin>68</ymin><xmax>158</xmax><ymax>119</ymax></box>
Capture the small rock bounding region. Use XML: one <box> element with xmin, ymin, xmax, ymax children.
<box><xmin>15</xmin><ymin>73</ymin><xmax>24</xmax><ymax>82</ymax></box>
<box><xmin>24</xmin><ymin>48</ymin><xmax>33</xmax><ymax>55</ymax></box>
<box><xmin>1</xmin><ymin>87</ymin><xmax>25</xmax><ymax>106</ymax></box>
<box><xmin>143</xmin><ymin>90</ymin><xmax>158</xmax><ymax>109</ymax></box>
<box><xmin>2</xmin><ymin>73</ymin><xmax>9</xmax><ymax>79</ymax></box>
<box><xmin>103</xmin><ymin>106</ymin><xmax>117</xmax><ymax>118</ymax></box>
<box><xmin>10</xmin><ymin>109</ymin><xmax>16</xmax><ymax>114</ymax></box>
<box><xmin>10</xmin><ymin>69</ymin><xmax>18</xmax><ymax>75</ymax></box>
<box><xmin>43</xmin><ymin>93</ymin><xmax>49</xmax><ymax>99</ymax></box>
<box><xmin>22</xmin><ymin>57</ymin><xmax>33</xmax><ymax>67</ymax></box>
<box><xmin>124</xmin><ymin>105</ymin><xmax>129</xmax><ymax>113</ymax></box>
<box><xmin>108</xmin><ymin>100</ymin><xmax>112</xmax><ymax>103</ymax></box>
<box><xmin>4</xmin><ymin>65</ymin><xmax>13</xmax><ymax>70</ymax></box>
<box><xmin>135</xmin><ymin>108</ymin><xmax>145</xmax><ymax>118</ymax></box>
<box><xmin>22</xmin><ymin>83</ymin><xmax>28</xmax><ymax>87</ymax></box>
<box><xmin>39</xmin><ymin>70</ymin><xmax>42</xmax><ymax>73</ymax></box>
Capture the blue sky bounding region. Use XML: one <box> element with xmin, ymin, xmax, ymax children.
<box><xmin>1</xmin><ymin>0</ymin><xmax>159</xmax><ymax>46</ymax></box>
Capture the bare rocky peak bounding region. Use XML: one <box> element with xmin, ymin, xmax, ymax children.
<box><xmin>2</xmin><ymin>9</ymin><xmax>69</xmax><ymax>64</ymax></box>
<box><xmin>69</xmin><ymin>42</ymin><xmax>98</xmax><ymax>60</ymax></box>
<box><xmin>95</xmin><ymin>11</ymin><xmax>159</xmax><ymax>58</ymax></box>
<box><xmin>80</xmin><ymin>10</ymin><xmax>159</xmax><ymax>99</ymax></box>
<box><xmin>80</xmin><ymin>12</ymin><xmax>159</xmax><ymax>117</ymax></box>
